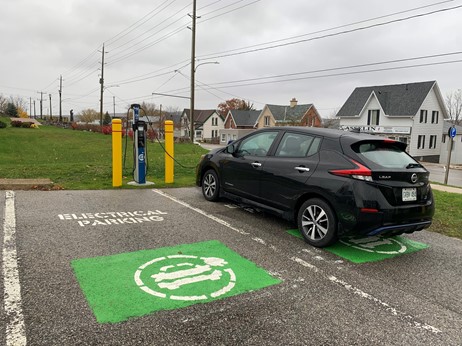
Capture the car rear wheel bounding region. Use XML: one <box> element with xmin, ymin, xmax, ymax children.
<box><xmin>202</xmin><ymin>169</ymin><xmax>220</xmax><ymax>201</ymax></box>
<box><xmin>298</xmin><ymin>198</ymin><xmax>337</xmax><ymax>247</ymax></box>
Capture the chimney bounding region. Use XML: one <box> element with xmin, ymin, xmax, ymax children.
<box><xmin>290</xmin><ymin>98</ymin><xmax>298</xmax><ymax>108</ymax></box>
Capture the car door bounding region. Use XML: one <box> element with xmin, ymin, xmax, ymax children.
<box><xmin>221</xmin><ymin>131</ymin><xmax>279</xmax><ymax>200</ymax></box>
<box><xmin>260</xmin><ymin>132</ymin><xmax>321</xmax><ymax>211</ymax></box>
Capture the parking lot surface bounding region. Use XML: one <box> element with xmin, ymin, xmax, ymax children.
<box><xmin>1</xmin><ymin>188</ymin><xmax>462</xmax><ymax>345</ymax></box>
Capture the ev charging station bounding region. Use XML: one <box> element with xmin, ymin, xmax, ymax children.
<box><xmin>127</xmin><ymin>104</ymin><xmax>154</xmax><ymax>186</ymax></box>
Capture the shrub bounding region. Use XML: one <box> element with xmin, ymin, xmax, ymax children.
<box><xmin>0</xmin><ymin>121</ymin><xmax>7</xmax><ymax>129</ymax></box>
<box><xmin>21</xmin><ymin>122</ymin><xmax>33</xmax><ymax>128</ymax></box>
<box><xmin>11</xmin><ymin>121</ymin><xmax>22</xmax><ymax>127</ymax></box>
<box><xmin>102</xmin><ymin>125</ymin><xmax>112</xmax><ymax>135</ymax></box>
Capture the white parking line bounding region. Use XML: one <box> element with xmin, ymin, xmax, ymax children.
<box><xmin>2</xmin><ymin>191</ymin><xmax>27</xmax><ymax>346</ymax></box>
<box><xmin>153</xmin><ymin>189</ymin><xmax>442</xmax><ymax>335</ymax></box>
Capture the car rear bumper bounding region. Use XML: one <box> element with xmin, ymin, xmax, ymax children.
<box><xmin>366</xmin><ymin>220</ymin><xmax>432</xmax><ymax>236</ymax></box>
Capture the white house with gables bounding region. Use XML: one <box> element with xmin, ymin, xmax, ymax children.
<box><xmin>336</xmin><ymin>81</ymin><xmax>453</xmax><ymax>163</ymax></box>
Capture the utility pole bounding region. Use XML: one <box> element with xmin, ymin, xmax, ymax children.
<box><xmin>29</xmin><ymin>97</ymin><xmax>32</xmax><ymax>118</ymax></box>
<box><xmin>99</xmin><ymin>43</ymin><xmax>105</xmax><ymax>129</ymax></box>
<box><xmin>33</xmin><ymin>100</ymin><xmax>36</xmax><ymax>118</ymax></box>
<box><xmin>113</xmin><ymin>96</ymin><xmax>116</xmax><ymax>118</ymax></box>
<box><xmin>37</xmin><ymin>91</ymin><xmax>44</xmax><ymax>119</ymax></box>
<box><xmin>189</xmin><ymin>0</ymin><xmax>197</xmax><ymax>143</ymax></box>
<box><xmin>59</xmin><ymin>75</ymin><xmax>63</xmax><ymax>122</ymax></box>
<box><xmin>49</xmin><ymin>94</ymin><xmax>52</xmax><ymax>121</ymax></box>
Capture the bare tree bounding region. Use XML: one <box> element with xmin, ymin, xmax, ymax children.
<box><xmin>446</xmin><ymin>89</ymin><xmax>462</xmax><ymax>125</ymax></box>
<box><xmin>0</xmin><ymin>94</ymin><xmax>8</xmax><ymax>114</ymax></box>
<box><xmin>78</xmin><ymin>109</ymin><xmax>99</xmax><ymax>123</ymax></box>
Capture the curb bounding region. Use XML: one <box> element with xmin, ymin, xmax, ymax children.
<box><xmin>0</xmin><ymin>179</ymin><xmax>54</xmax><ymax>190</ymax></box>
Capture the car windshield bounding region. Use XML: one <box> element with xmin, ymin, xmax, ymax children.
<box><xmin>352</xmin><ymin>141</ymin><xmax>419</xmax><ymax>169</ymax></box>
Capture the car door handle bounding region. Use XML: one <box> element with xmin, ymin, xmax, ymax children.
<box><xmin>294</xmin><ymin>166</ymin><xmax>310</xmax><ymax>172</ymax></box>
<box><xmin>251</xmin><ymin>162</ymin><xmax>262</xmax><ymax>168</ymax></box>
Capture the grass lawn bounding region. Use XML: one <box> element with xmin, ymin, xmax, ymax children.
<box><xmin>0</xmin><ymin>117</ymin><xmax>461</xmax><ymax>241</ymax></box>
<box><xmin>0</xmin><ymin>117</ymin><xmax>207</xmax><ymax>189</ymax></box>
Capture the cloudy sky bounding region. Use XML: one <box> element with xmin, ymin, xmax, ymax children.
<box><xmin>1</xmin><ymin>0</ymin><xmax>462</xmax><ymax>119</ymax></box>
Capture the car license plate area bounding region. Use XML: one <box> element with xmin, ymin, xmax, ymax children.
<box><xmin>402</xmin><ymin>188</ymin><xmax>417</xmax><ymax>202</ymax></box>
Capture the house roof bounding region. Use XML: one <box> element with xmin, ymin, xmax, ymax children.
<box><xmin>266</xmin><ymin>104</ymin><xmax>313</xmax><ymax>121</ymax></box>
<box><xmin>336</xmin><ymin>81</ymin><xmax>437</xmax><ymax>117</ymax></box>
<box><xmin>229</xmin><ymin>110</ymin><xmax>261</xmax><ymax>127</ymax></box>
<box><xmin>182</xmin><ymin>109</ymin><xmax>221</xmax><ymax>124</ymax></box>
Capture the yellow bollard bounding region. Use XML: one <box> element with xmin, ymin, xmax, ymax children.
<box><xmin>165</xmin><ymin>120</ymin><xmax>174</xmax><ymax>183</ymax></box>
<box><xmin>112</xmin><ymin>119</ymin><xmax>122</xmax><ymax>187</ymax></box>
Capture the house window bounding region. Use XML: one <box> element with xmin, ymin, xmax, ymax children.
<box><xmin>429</xmin><ymin>135</ymin><xmax>437</xmax><ymax>149</ymax></box>
<box><xmin>420</xmin><ymin>110</ymin><xmax>427</xmax><ymax>123</ymax></box>
<box><xmin>221</xmin><ymin>133</ymin><xmax>226</xmax><ymax>142</ymax></box>
<box><xmin>417</xmin><ymin>135</ymin><xmax>425</xmax><ymax>149</ymax></box>
<box><xmin>431</xmin><ymin>111</ymin><xmax>439</xmax><ymax>124</ymax></box>
<box><xmin>367</xmin><ymin>110</ymin><xmax>380</xmax><ymax>125</ymax></box>
<box><xmin>264</xmin><ymin>116</ymin><xmax>271</xmax><ymax>126</ymax></box>
<box><xmin>442</xmin><ymin>135</ymin><xmax>446</xmax><ymax>143</ymax></box>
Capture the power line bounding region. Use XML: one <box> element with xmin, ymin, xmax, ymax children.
<box><xmin>209</xmin><ymin>51</ymin><xmax>462</xmax><ymax>86</ymax></box>
<box><xmin>105</xmin><ymin>0</ymin><xmax>179</xmax><ymax>47</ymax></box>
<box><xmin>198</xmin><ymin>2</ymin><xmax>462</xmax><ymax>61</ymax></box>
<box><xmin>197</xmin><ymin>59</ymin><xmax>462</xmax><ymax>90</ymax></box>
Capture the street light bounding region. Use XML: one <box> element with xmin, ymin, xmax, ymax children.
<box><xmin>190</xmin><ymin>61</ymin><xmax>219</xmax><ymax>142</ymax></box>
<box><xmin>100</xmin><ymin>85</ymin><xmax>119</xmax><ymax>128</ymax></box>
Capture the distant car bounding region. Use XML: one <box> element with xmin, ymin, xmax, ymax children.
<box><xmin>196</xmin><ymin>127</ymin><xmax>434</xmax><ymax>247</ymax></box>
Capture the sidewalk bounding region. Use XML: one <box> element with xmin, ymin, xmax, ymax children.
<box><xmin>430</xmin><ymin>183</ymin><xmax>462</xmax><ymax>194</ymax></box>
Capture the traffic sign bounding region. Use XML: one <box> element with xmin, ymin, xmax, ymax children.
<box><xmin>449</xmin><ymin>126</ymin><xmax>457</xmax><ymax>138</ymax></box>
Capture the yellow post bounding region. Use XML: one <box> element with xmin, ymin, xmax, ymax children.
<box><xmin>112</xmin><ymin>119</ymin><xmax>122</xmax><ymax>187</ymax></box>
<box><xmin>165</xmin><ymin>120</ymin><xmax>174</xmax><ymax>183</ymax></box>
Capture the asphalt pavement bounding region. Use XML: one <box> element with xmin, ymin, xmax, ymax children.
<box><xmin>1</xmin><ymin>188</ymin><xmax>462</xmax><ymax>345</ymax></box>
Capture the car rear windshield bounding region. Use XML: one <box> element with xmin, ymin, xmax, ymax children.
<box><xmin>351</xmin><ymin>140</ymin><xmax>419</xmax><ymax>169</ymax></box>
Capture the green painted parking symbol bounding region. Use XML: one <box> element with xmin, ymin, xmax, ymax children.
<box><xmin>72</xmin><ymin>240</ymin><xmax>281</xmax><ymax>323</ymax></box>
<box><xmin>287</xmin><ymin>229</ymin><xmax>428</xmax><ymax>263</ymax></box>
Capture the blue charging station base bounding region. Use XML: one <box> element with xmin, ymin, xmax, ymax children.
<box><xmin>127</xmin><ymin>181</ymin><xmax>155</xmax><ymax>187</ymax></box>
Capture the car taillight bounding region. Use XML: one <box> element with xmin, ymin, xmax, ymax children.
<box><xmin>330</xmin><ymin>160</ymin><xmax>373</xmax><ymax>181</ymax></box>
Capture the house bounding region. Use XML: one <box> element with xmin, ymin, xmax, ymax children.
<box><xmin>336</xmin><ymin>81</ymin><xmax>450</xmax><ymax>163</ymax></box>
<box><xmin>220</xmin><ymin>109</ymin><xmax>261</xmax><ymax>144</ymax></box>
<box><xmin>219</xmin><ymin>99</ymin><xmax>322</xmax><ymax>144</ymax></box>
<box><xmin>181</xmin><ymin>109</ymin><xmax>224</xmax><ymax>142</ymax></box>
<box><xmin>256</xmin><ymin>98</ymin><xmax>322</xmax><ymax>128</ymax></box>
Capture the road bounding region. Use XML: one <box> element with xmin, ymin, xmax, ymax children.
<box><xmin>1</xmin><ymin>188</ymin><xmax>462</xmax><ymax>345</ymax></box>
<box><xmin>423</xmin><ymin>162</ymin><xmax>462</xmax><ymax>187</ymax></box>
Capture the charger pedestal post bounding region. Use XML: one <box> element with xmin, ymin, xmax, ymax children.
<box><xmin>112</xmin><ymin>119</ymin><xmax>122</xmax><ymax>187</ymax></box>
<box><xmin>165</xmin><ymin>120</ymin><xmax>174</xmax><ymax>183</ymax></box>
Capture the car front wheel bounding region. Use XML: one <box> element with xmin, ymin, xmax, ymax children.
<box><xmin>298</xmin><ymin>198</ymin><xmax>337</xmax><ymax>247</ymax></box>
<box><xmin>201</xmin><ymin>169</ymin><xmax>220</xmax><ymax>201</ymax></box>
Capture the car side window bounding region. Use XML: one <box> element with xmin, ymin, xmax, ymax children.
<box><xmin>237</xmin><ymin>131</ymin><xmax>278</xmax><ymax>157</ymax></box>
<box><xmin>275</xmin><ymin>133</ymin><xmax>319</xmax><ymax>157</ymax></box>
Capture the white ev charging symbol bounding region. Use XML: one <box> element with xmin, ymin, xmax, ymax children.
<box><xmin>339</xmin><ymin>236</ymin><xmax>407</xmax><ymax>254</ymax></box>
<box><xmin>134</xmin><ymin>255</ymin><xmax>236</xmax><ymax>301</ymax></box>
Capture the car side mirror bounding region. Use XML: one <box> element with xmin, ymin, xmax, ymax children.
<box><xmin>226</xmin><ymin>144</ymin><xmax>235</xmax><ymax>155</ymax></box>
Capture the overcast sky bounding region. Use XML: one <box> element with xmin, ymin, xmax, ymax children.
<box><xmin>1</xmin><ymin>0</ymin><xmax>462</xmax><ymax>118</ymax></box>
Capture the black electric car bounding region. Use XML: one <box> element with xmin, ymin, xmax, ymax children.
<box><xmin>196</xmin><ymin>127</ymin><xmax>434</xmax><ymax>247</ymax></box>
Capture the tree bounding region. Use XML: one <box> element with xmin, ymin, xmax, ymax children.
<box><xmin>78</xmin><ymin>108</ymin><xmax>99</xmax><ymax>123</ymax></box>
<box><xmin>217</xmin><ymin>98</ymin><xmax>255</xmax><ymax>117</ymax></box>
<box><xmin>0</xmin><ymin>94</ymin><xmax>7</xmax><ymax>114</ymax></box>
<box><xmin>446</xmin><ymin>89</ymin><xmax>462</xmax><ymax>125</ymax></box>
<box><xmin>5</xmin><ymin>103</ymin><xmax>18</xmax><ymax>117</ymax></box>
<box><xmin>17</xmin><ymin>106</ymin><xmax>28</xmax><ymax>118</ymax></box>
<box><xmin>103</xmin><ymin>111</ymin><xmax>112</xmax><ymax>125</ymax></box>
